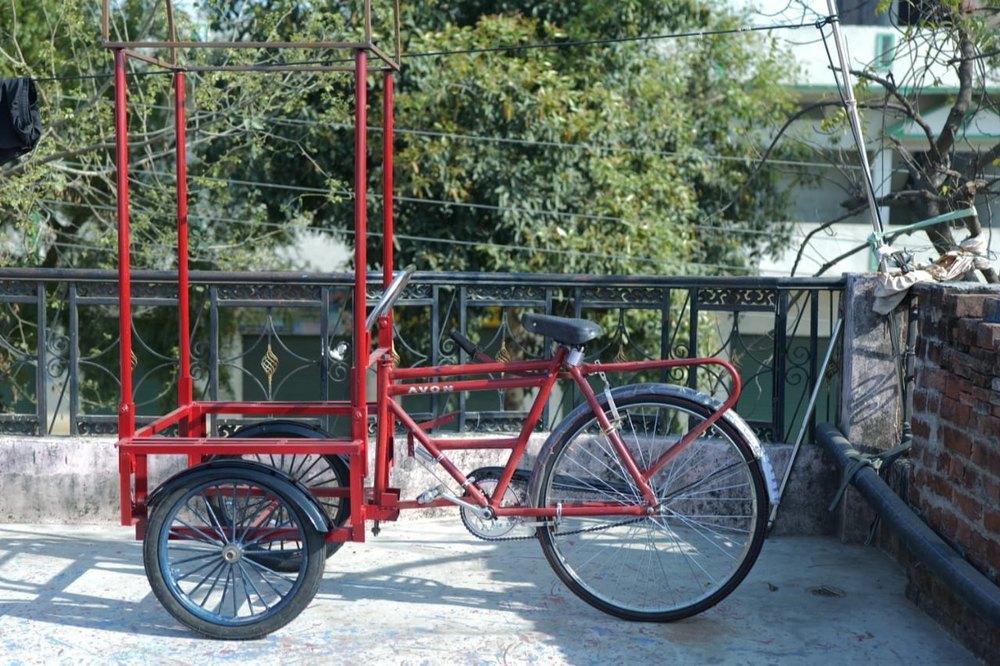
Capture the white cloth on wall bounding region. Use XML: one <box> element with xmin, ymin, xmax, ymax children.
<box><xmin>872</xmin><ymin>234</ymin><xmax>993</xmax><ymax>315</ymax></box>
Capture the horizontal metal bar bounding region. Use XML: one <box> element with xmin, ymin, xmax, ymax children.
<box><xmin>102</xmin><ymin>40</ymin><xmax>370</xmax><ymax>50</ymax></box>
<box><xmin>120</xmin><ymin>437</ymin><xmax>361</xmax><ymax>455</ymax></box>
<box><xmin>0</xmin><ymin>267</ymin><xmax>848</xmax><ymax>290</ymax></box>
<box><xmin>193</xmin><ymin>401</ymin><xmax>354</xmax><ymax>416</ymax></box>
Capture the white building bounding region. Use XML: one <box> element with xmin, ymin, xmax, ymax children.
<box><xmin>750</xmin><ymin>0</ymin><xmax>1000</xmax><ymax>277</ymax></box>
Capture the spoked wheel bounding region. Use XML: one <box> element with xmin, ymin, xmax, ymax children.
<box><xmin>534</xmin><ymin>386</ymin><xmax>768</xmax><ymax>622</ymax></box>
<box><xmin>144</xmin><ymin>470</ymin><xmax>326</xmax><ymax>640</ymax></box>
<box><xmin>460</xmin><ymin>468</ymin><xmax>530</xmax><ymax>540</ymax></box>
<box><xmin>226</xmin><ymin>453</ymin><xmax>348</xmax><ymax>570</ymax></box>
<box><xmin>213</xmin><ymin>423</ymin><xmax>351</xmax><ymax>571</ymax></box>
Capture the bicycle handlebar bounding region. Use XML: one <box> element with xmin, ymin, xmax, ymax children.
<box><xmin>365</xmin><ymin>265</ymin><xmax>416</xmax><ymax>331</ymax></box>
<box><xmin>448</xmin><ymin>329</ymin><xmax>496</xmax><ymax>364</ymax></box>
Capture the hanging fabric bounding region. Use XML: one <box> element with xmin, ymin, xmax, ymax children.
<box><xmin>0</xmin><ymin>77</ymin><xmax>42</xmax><ymax>167</ymax></box>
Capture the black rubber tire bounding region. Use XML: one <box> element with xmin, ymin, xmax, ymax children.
<box><xmin>534</xmin><ymin>387</ymin><xmax>768</xmax><ymax>622</ymax></box>
<box><xmin>144</xmin><ymin>469</ymin><xmax>326</xmax><ymax>640</ymax></box>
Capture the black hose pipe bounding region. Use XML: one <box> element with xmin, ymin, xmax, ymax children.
<box><xmin>817</xmin><ymin>422</ymin><xmax>1000</xmax><ymax>628</ymax></box>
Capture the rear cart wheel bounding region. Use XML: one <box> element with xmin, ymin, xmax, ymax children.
<box><xmin>213</xmin><ymin>422</ymin><xmax>351</xmax><ymax>570</ymax></box>
<box><xmin>144</xmin><ymin>469</ymin><xmax>326</xmax><ymax>640</ymax></box>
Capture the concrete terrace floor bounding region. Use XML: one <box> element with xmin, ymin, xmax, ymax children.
<box><xmin>0</xmin><ymin>518</ymin><xmax>979</xmax><ymax>666</ymax></box>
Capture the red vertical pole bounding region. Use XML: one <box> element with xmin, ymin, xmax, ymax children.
<box><xmin>114</xmin><ymin>49</ymin><xmax>135</xmax><ymax>439</ymax></box>
<box><xmin>380</xmin><ymin>71</ymin><xmax>394</xmax><ymax>347</ymax></box>
<box><xmin>114</xmin><ymin>49</ymin><xmax>138</xmax><ymax>527</ymax></box>
<box><xmin>352</xmin><ymin>49</ymin><xmax>369</xmax><ymax>443</ymax></box>
<box><xmin>175</xmin><ymin>70</ymin><xmax>193</xmax><ymax>413</ymax></box>
<box><xmin>350</xmin><ymin>49</ymin><xmax>370</xmax><ymax>539</ymax></box>
<box><xmin>374</xmin><ymin>71</ymin><xmax>395</xmax><ymax>500</ymax></box>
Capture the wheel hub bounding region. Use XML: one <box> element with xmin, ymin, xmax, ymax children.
<box><xmin>221</xmin><ymin>544</ymin><xmax>243</xmax><ymax>563</ymax></box>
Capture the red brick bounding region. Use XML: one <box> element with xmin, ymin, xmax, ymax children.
<box><xmin>941</xmin><ymin>398</ymin><xmax>973</xmax><ymax>426</ymax></box>
<box><xmin>953</xmin><ymin>519</ymin><xmax>972</xmax><ymax>549</ymax></box>
<box><xmin>926</xmin><ymin>505</ymin><xmax>949</xmax><ymax>531</ymax></box>
<box><xmin>958</xmin><ymin>385</ymin><xmax>992</xmax><ymax>411</ymax></box>
<box><xmin>984</xmin><ymin>297</ymin><xmax>1000</xmax><ymax>322</ymax></box>
<box><xmin>916</xmin><ymin>366</ymin><xmax>948</xmax><ymax>393</ymax></box>
<box><xmin>944</xmin><ymin>374</ymin><xmax>965</xmax><ymax>399</ymax></box>
<box><xmin>985</xmin><ymin>446</ymin><xmax>1000</xmax><ymax>478</ymax></box>
<box><xmin>985</xmin><ymin>509</ymin><xmax>1000</xmax><ymax>534</ymax></box>
<box><xmin>976</xmin><ymin>322</ymin><xmax>1000</xmax><ymax>350</ymax></box>
<box><xmin>918</xmin><ymin>367</ymin><xmax>949</xmax><ymax>394</ymax></box>
<box><xmin>957</xmin><ymin>318</ymin><xmax>981</xmax><ymax>348</ymax></box>
<box><xmin>942</xmin><ymin>426</ymin><xmax>974</xmax><ymax>457</ymax></box>
<box><xmin>966</xmin><ymin>530</ymin><xmax>992</xmax><ymax>567</ymax></box>
<box><xmin>984</xmin><ymin>476</ymin><xmax>1000</xmax><ymax>507</ymax></box>
<box><xmin>936</xmin><ymin>450</ymin><xmax>954</xmax><ymax>474</ymax></box>
<box><xmin>965</xmin><ymin>362</ymin><xmax>994</xmax><ymax>389</ymax></box>
<box><xmin>945</xmin><ymin>293</ymin><xmax>993</xmax><ymax>318</ymax></box>
<box><xmin>951</xmin><ymin>488</ymin><xmax>984</xmax><ymax>522</ymax></box>
<box><xmin>917</xmin><ymin>468</ymin><xmax>950</xmax><ymax>502</ymax></box>
<box><xmin>956</xmin><ymin>464</ymin><xmax>983</xmax><ymax>495</ymax></box>
<box><xmin>911</xmin><ymin>416</ymin><xmax>933</xmax><ymax>442</ymax></box>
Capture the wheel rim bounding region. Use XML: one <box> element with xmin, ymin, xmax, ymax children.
<box><xmin>157</xmin><ymin>479</ymin><xmax>312</xmax><ymax>626</ymax></box>
<box><xmin>541</xmin><ymin>400</ymin><xmax>763</xmax><ymax>617</ymax></box>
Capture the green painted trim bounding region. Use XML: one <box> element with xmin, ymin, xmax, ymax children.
<box><xmin>792</xmin><ymin>84</ymin><xmax>1000</xmax><ymax>95</ymax></box>
<box><xmin>885</xmin><ymin>103</ymin><xmax>1000</xmax><ymax>140</ymax></box>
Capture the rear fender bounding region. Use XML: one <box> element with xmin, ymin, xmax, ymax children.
<box><xmin>147</xmin><ymin>459</ymin><xmax>331</xmax><ymax>533</ymax></box>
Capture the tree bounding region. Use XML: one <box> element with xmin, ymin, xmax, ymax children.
<box><xmin>186</xmin><ymin>0</ymin><xmax>802</xmax><ymax>277</ymax></box>
<box><xmin>386</xmin><ymin>2</ymin><xmax>799</xmax><ymax>276</ymax></box>
<box><xmin>0</xmin><ymin>0</ymin><xmax>352</xmax><ymax>271</ymax></box>
<box><xmin>789</xmin><ymin>0</ymin><xmax>1000</xmax><ymax>280</ymax></box>
<box><xmin>2</xmin><ymin>1</ymin><xmax>799</xmax><ymax>276</ymax></box>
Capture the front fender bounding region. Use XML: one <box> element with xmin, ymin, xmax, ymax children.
<box><xmin>527</xmin><ymin>383</ymin><xmax>775</xmax><ymax>508</ymax></box>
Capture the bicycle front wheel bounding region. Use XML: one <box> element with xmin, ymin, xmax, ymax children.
<box><xmin>535</xmin><ymin>386</ymin><xmax>768</xmax><ymax>621</ymax></box>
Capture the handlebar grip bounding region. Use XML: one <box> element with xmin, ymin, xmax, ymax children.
<box><xmin>448</xmin><ymin>329</ymin><xmax>479</xmax><ymax>357</ymax></box>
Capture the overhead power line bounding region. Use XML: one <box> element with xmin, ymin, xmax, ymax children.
<box><xmin>36</xmin><ymin>197</ymin><xmax>764</xmax><ymax>275</ymax></box>
<box><xmin>33</xmin><ymin>17</ymin><xmax>830</xmax><ymax>81</ymax></box>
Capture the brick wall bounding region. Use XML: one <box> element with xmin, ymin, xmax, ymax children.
<box><xmin>908</xmin><ymin>284</ymin><xmax>1000</xmax><ymax>661</ymax></box>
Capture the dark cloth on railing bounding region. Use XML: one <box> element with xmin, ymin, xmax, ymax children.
<box><xmin>0</xmin><ymin>78</ymin><xmax>42</xmax><ymax>166</ymax></box>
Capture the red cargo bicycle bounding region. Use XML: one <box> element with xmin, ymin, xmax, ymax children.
<box><xmin>104</xmin><ymin>0</ymin><xmax>777</xmax><ymax>640</ymax></box>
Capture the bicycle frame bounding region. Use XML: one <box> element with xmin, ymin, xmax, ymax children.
<box><xmin>367</xmin><ymin>344</ymin><xmax>743</xmax><ymax>521</ymax></box>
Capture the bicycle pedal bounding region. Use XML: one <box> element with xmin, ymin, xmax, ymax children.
<box><xmin>416</xmin><ymin>484</ymin><xmax>447</xmax><ymax>504</ymax></box>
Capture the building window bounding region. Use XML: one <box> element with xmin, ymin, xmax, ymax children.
<box><xmin>876</xmin><ymin>33</ymin><xmax>896</xmax><ymax>71</ymax></box>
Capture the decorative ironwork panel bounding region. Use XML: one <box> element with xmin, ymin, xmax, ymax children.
<box><xmin>698</xmin><ymin>287</ymin><xmax>776</xmax><ymax>311</ymax></box>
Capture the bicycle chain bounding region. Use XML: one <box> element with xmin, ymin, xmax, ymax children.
<box><xmin>464</xmin><ymin>514</ymin><xmax>652</xmax><ymax>543</ymax></box>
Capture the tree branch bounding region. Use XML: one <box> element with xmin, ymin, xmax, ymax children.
<box><xmin>935</xmin><ymin>33</ymin><xmax>976</xmax><ymax>159</ymax></box>
<box><xmin>789</xmin><ymin>205</ymin><xmax>868</xmax><ymax>277</ymax></box>
<box><xmin>851</xmin><ymin>68</ymin><xmax>938</xmax><ymax>158</ymax></box>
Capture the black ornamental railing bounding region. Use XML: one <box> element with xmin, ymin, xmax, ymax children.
<box><xmin>0</xmin><ymin>268</ymin><xmax>844</xmax><ymax>443</ymax></box>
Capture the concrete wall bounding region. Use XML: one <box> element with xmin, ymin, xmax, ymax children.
<box><xmin>0</xmin><ymin>434</ymin><xmax>835</xmax><ymax>534</ymax></box>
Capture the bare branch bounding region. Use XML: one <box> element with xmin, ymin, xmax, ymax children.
<box><xmin>851</xmin><ymin>68</ymin><xmax>939</xmax><ymax>158</ymax></box>
<box><xmin>789</xmin><ymin>205</ymin><xmax>867</xmax><ymax>277</ymax></box>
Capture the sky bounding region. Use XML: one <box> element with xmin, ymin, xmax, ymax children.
<box><xmin>733</xmin><ymin>0</ymin><xmax>835</xmax><ymax>23</ymax></box>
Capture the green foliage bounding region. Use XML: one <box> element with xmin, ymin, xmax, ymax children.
<box><xmin>385</xmin><ymin>2</ymin><xmax>798</xmax><ymax>276</ymax></box>
<box><xmin>2</xmin><ymin>0</ymin><xmax>797</xmax><ymax>278</ymax></box>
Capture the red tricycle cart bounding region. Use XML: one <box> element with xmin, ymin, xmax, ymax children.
<box><xmin>104</xmin><ymin>0</ymin><xmax>776</xmax><ymax>639</ymax></box>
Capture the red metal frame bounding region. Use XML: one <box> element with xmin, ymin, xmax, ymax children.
<box><xmin>105</xmin><ymin>1</ymin><xmax>745</xmax><ymax>545</ymax></box>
